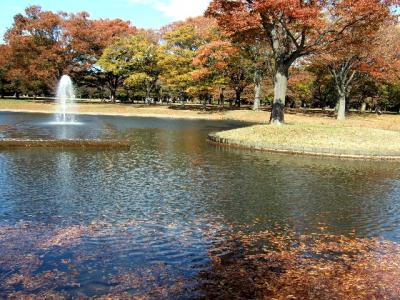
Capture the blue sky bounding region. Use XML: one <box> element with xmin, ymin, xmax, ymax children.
<box><xmin>0</xmin><ymin>0</ymin><xmax>211</xmax><ymax>40</ymax></box>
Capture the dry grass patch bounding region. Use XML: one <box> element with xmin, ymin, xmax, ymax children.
<box><xmin>212</xmin><ymin>124</ymin><xmax>400</xmax><ymax>157</ymax></box>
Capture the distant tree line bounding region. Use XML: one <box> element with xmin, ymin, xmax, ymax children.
<box><xmin>0</xmin><ymin>2</ymin><xmax>399</xmax><ymax>121</ymax></box>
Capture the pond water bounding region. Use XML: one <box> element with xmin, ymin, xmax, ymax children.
<box><xmin>1</xmin><ymin>112</ymin><xmax>400</xmax><ymax>298</ymax></box>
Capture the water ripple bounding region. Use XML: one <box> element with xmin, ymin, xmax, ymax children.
<box><xmin>1</xmin><ymin>112</ymin><xmax>400</xmax><ymax>297</ymax></box>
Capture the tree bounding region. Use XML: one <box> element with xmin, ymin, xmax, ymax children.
<box><xmin>307</xmin><ymin>24</ymin><xmax>400</xmax><ymax>115</ymax></box>
<box><xmin>192</xmin><ymin>21</ymin><xmax>272</xmax><ymax>109</ymax></box>
<box><xmin>207</xmin><ymin>0</ymin><xmax>397</xmax><ymax>124</ymax></box>
<box><xmin>367</xmin><ymin>25</ymin><xmax>400</xmax><ymax>83</ymax></box>
<box><xmin>158</xmin><ymin>17</ymin><xmax>217</xmax><ymax>103</ymax></box>
<box><xmin>0</xmin><ymin>44</ymin><xmax>11</xmax><ymax>98</ymax></box>
<box><xmin>192</xmin><ymin>41</ymin><xmax>231</xmax><ymax>107</ymax></box>
<box><xmin>64</xmin><ymin>13</ymin><xmax>136</xmax><ymax>70</ymax></box>
<box><xmin>194</xmin><ymin>40</ymin><xmax>253</xmax><ymax>107</ymax></box>
<box><xmin>363</xmin><ymin>25</ymin><xmax>400</xmax><ymax>112</ymax></box>
<box><xmin>63</xmin><ymin>12</ymin><xmax>136</xmax><ymax>98</ymax></box>
<box><xmin>3</xmin><ymin>6</ymin><xmax>136</xmax><ymax>98</ymax></box>
<box><xmin>98</xmin><ymin>32</ymin><xmax>160</xmax><ymax>102</ymax></box>
<box><xmin>318</xmin><ymin>23</ymin><xmax>396</xmax><ymax>120</ymax></box>
<box><xmin>306</xmin><ymin>63</ymin><xmax>338</xmax><ymax>110</ymax></box>
<box><xmin>287</xmin><ymin>68</ymin><xmax>315</xmax><ymax>108</ymax></box>
<box><xmin>4</xmin><ymin>6</ymin><xmax>68</xmax><ymax>96</ymax></box>
<box><xmin>225</xmin><ymin>29</ymin><xmax>273</xmax><ymax>110</ymax></box>
<box><xmin>248</xmin><ymin>41</ymin><xmax>272</xmax><ymax>110</ymax></box>
<box><xmin>97</xmin><ymin>36</ymin><xmax>134</xmax><ymax>102</ymax></box>
<box><xmin>122</xmin><ymin>32</ymin><xmax>161</xmax><ymax>103</ymax></box>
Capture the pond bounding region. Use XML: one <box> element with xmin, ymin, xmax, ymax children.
<box><xmin>1</xmin><ymin>112</ymin><xmax>400</xmax><ymax>298</ymax></box>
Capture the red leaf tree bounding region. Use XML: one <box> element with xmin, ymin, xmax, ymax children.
<box><xmin>314</xmin><ymin>18</ymin><xmax>397</xmax><ymax>119</ymax></box>
<box><xmin>207</xmin><ymin>0</ymin><xmax>397</xmax><ymax>123</ymax></box>
<box><xmin>193</xmin><ymin>40</ymin><xmax>254</xmax><ymax>107</ymax></box>
<box><xmin>3</xmin><ymin>6</ymin><xmax>136</xmax><ymax>98</ymax></box>
<box><xmin>4</xmin><ymin>6</ymin><xmax>67</xmax><ymax>96</ymax></box>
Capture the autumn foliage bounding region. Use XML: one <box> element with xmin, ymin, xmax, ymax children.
<box><xmin>0</xmin><ymin>3</ymin><xmax>399</xmax><ymax>114</ymax></box>
<box><xmin>1</xmin><ymin>6</ymin><xmax>136</xmax><ymax>98</ymax></box>
<box><xmin>1</xmin><ymin>221</ymin><xmax>400</xmax><ymax>298</ymax></box>
<box><xmin>207</xmin><ymin>0</ymin><xmax>398</xmax><ymax>121</ymax></box>
<box><xmin>1</xmin><ymin>4</ymin><xmax>400</xmax><ymax>299</ymax></box>
<box><xmin>201</xmin><ymin>229</ymin><xmax>400</xmax><ymax>299</ymax></box>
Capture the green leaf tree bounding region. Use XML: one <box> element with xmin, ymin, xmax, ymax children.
<box><xmin>158</xmin><ymin>18</ymin><xmax>217</xmax><ymax>103</ymax></box>
<box><xmin>98</xmin><ymin>31</ymin><xmax>160</xmax><ymax>102</ymax></box>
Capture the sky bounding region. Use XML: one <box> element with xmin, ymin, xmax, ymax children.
<box><xmin>0</xmin><ymin>0</ymin><xmax>212</xmax><ymax>40</ymax></box>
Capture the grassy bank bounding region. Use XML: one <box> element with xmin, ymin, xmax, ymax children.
<box><xmin>209</xmin><ymin>124</ymin><xmax>400</xmax><ymax>159</ymax></box>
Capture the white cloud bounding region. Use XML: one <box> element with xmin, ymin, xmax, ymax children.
<box><xmin>155</xmin><ymin>0</ymin><xmax>211</xmax><ymax>20</ymax></box>
<box><xmin>129</xmin><ymin>0</ymin><xmax>211</xmax><ymax>21</ymax></box>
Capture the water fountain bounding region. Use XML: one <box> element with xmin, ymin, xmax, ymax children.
<box><xmin>55</xmin><ymin>75</ymin><xmax>77</xmax><ymax>124</ymax></box>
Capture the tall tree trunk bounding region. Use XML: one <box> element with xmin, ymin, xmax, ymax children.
<box><xmin>202</xmin><ymin>95</ymin><xmax>207</xmax><ymax>108</ymax></box>
<box><xmin>337</xmin><ymin>92</ymin><xmax>346</xmax><ymax>121</ymax></box>
<box><xmin>235</xmin><ymin>88</ymin><xmax>242</xmax><ymax>107</ymax></box>
<box><xmin>270</xmin><ymin>66</ymin><xmax>288</xmax><ymax>124</ymax></box>
<box><xmin>0</xmin><ymin>83</ymin><xmax>4</xmax><ymax>99</ymax></box>
<box><xmin>334</xmin><ymin>78</ymin><xmax>355</xmax><ymax>120</ymax></box>
<box><xmin>219</xmin><ymin>86</ymin><xmax>225</xmax><ymax>107</ymax></box>
<box><xmin>361</xmin><ymin>102</ymin><xmax>367</xmax><ymax>113</ymax></box>
<box><xmin>335</xmin><ymin>101</ymin><xmax>339</xmax><ymax>113</ymax></box>
<box><xmin>110</xmin><ymin>89</ymin><xmax>116</xmax><ymax>103</ymax></box>
<box><xmin>107</xmin><ymin>74</ymin><xmax>123</xmax><ymax>104</ymax></box>
<box><xmin>253</xmin><ymin>70</ymin><xmax>262</xmax><ymax>111</ymax></box>
<box><xmin>145</xmin><ymin>85</ymin><xmax>151</xmax><ymax>104</ymax></box>
<box><xmin>330</xmin><ymin>59</ymin><xmax>357</xmax><ymax>121</ymax></box>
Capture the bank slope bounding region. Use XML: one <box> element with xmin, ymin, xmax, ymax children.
<box><xmin>208</xmin><ymin>124</ymin><xmax>400</xmax><ymax>160</ymax></box>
